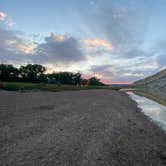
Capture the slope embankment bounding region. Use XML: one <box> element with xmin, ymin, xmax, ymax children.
<box><xmin>134</xmin><ymin>69</ymin><xmax>166</xmax><ymax>103</ymax></box>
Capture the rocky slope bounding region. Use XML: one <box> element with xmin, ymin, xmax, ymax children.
<box><xmin>134</xmin><ymin>68</ymin><xmax>166</xmax><ymax>103</ymax></box>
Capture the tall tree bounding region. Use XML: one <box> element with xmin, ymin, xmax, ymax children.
<box><xmin>0</xmin><ymin>64</ymin><xmax>19</xmax><ymax>81</ymax></box>
<box><xmin>88</xmin><ymin>77</ymin><xmax>104</xmax><ymax>86</ymax></box>
<box><xmin>73</xmin><ymin>72</ymin><xmax>81</xmax><ymax>86</ymax></box>
<box><xmin>19</xmin><ymin>64</ymin><xmax>46</xmax><ymax>82</ymax></box>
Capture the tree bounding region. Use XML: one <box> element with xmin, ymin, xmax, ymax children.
<box><xmin>38</xmin><ymin>74</ymin><xmax>48</xmax><ymax>83</ymax></box>
<box><xmin>81</xmin><ymin>79</ymin><xmax>88</xmax><ymax>86</ymax></box>
<box><xmin>0</xmin><ymin>64</ymin><xmax>106</xmax><ymax>86</ymax></box>
<box><xmin>57</xmin><ymin>72</ymin><xmax>74</xmax><ymax>84</ymax></box>
<box><xmin>88</xmin><ymin>77</ymin><xmax>104</xmax><ymax>86</ymax></box>
<box><xmin>46</xmin><ymin>73</ymin><xmax>58</xmax><ymax>84</ymax></box>
<box><xmin>0</xmin><ymin>64</ymin><xmax>19</xmax><ymax>81</ymax></box>
<box><xmin>73</xmin><ymin>73</ymin><xmax>81</xmax><ymax>86</ymax></box>
<box><xmin>46</xmin><ymin>72</ymin><xmax>75</xmax><ymax>85</ymax></box>
<box><xmin>19</xmin><ymin>64</ymin><xmax>46</xmax><ymax>82</ymax></box>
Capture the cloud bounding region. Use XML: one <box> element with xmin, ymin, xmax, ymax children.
<box><xmin>34</xmin><ymin>33</ymin><xmax>85</xmax><ymax>64</ymax></box>
<box><xmin>5</xmin><ymin>18</ymin><xmax>14</xmax><ymax>27</ymax></box>
<box><xmin>88</xmin><ymin>52</ymin><xmax>160</xmax><ymax>84</ymax></box>
<box><xmin>0</xmin><ymin>28</ymin><xmax>36</xmax><ymax>54</ymax></box>
<box><xmin>81</xmin><ymin>2</ymin><xmax>148</xmax><ymax>47</ymax></box>
<box><xmin>0</xmin><ymin>30</ymin><xmax>163</xmax><ymax>85</ymax></box>
<box><xmin>0</xmin><ymin>28</ymin><xmax>33</xmax><ymax>64</ymax></box>
<box><xmin>90</xmin><ymin>65</ymin><xmax>113</xmax><ymax>77</ymax></box>
<box><xmin>79</xmin><ymin>1</ymin><xmax>152</xmax><ymax>59</ymax></box>
<box><xmin>0</xmin><ymin>12</ymin><xmax>7</xmax><ymax>21</ymax></box>
<box><xmin>89</xmin><ymin>65</ymin><xmax>115</xmax><ymax>83</ymax></box>
<box><xmin>0</xmin><ymin>3</ymin><xmax>165</xmax><ymax>83</ymax></box>
<box><xmin>0</xmin><ymin>29</ymin><xmax>85</xmax><ymax>65</ymax></box>
<box><xmin>0</xmin><ymin>11</ymin><xmax>14</xmax><ymax>27</ymax></box>
<box><xmin>89</xmin><ymin>64</ymin><xmax>146</xmax><ymax>84</ymax></box>
<box><xmin>120</xmin><ymin>48</ymin><xmax>153</xmax><ymax>59</ymax></box>
<box><xmin>0</xmin><ymin>29</ymin><xmax>36</xmax><ymax>54</ymax></box>
<box><xmin>77</xmin><ymin>1</ymin><xmax>165</xmax><ymax>83</ymax></box>
<box><xmin>84</xmin><ymin>39</ymin><xmax>113</xmax><ymax>51</ymax></box>
<box><xmin>6</xmin><ymin>40</ymin><xmax>36</xmax><ymax>54</ymax></box>
<box><xmin>153</xmin><ymin>40</ymin><xmax>166</xmax><ymax>68</ymax></box>
<box><xmin>158</xmin><ymin>54</ymin><xmax>166</xmax><ymax>67</ymax></box>
<box><xmin>112</xmin><ymin>7</ymin><xmax>128</xmax><ymax>19</ymax></box>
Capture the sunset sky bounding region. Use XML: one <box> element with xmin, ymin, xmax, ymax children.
<box><xmin>0</xmin><ymin>0</ymin><xmax>166</xmax><ymax>84</ymax></box>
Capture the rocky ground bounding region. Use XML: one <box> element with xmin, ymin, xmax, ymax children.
<box><xmin>0</xmin><ymin>90</ymin><xmax>166</xmax><ymax>166</ymax></box>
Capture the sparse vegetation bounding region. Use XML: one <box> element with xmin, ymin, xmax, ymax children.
<box><xmin>0</xmin><ymin>82</ymin><xmax>121</xmax><ymax>92</ymax></box>
<box><xmin>0</xmin><ymin>64</ymin><xmax>126</xmax><ymax>91</ymax></box>
<box><xmin>0</xmin><ymin>64</ymin><xmax>105</xmax><ymax>88</ymax></box>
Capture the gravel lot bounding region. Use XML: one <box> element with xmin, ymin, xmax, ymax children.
<box><xmin>0</xmin><ymin>90</ymin><xmax>166</xmax><ymax>166</ymax></box>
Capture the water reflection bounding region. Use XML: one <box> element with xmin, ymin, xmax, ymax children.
<box><xmin>127</xmin><ymin>92</ymin><xmax>166</xmax><ymax>131</ymax></box>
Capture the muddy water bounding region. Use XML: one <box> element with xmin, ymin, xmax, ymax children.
<box><xmin>127</xmin><ymin>91</ymin><xmax>166</xmax><ymax>131</ymax></box>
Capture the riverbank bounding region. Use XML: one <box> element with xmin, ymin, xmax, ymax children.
<box><xmin>0</xmin><ymin>90</ymin><xmax>166</xmax><ymax>166</ymax></box>
<box><xmin>127</xmin><ymin>91</ymin><xmax>166</xmax><ymax>131</ymax></box>
<box><xmin>133</xmin><ymin>89</ymin><xmax>166</xmax><ymax>106</ymax></box>
<box><xmin>134</xmin><ymin>88</ymin><xmax>166</xmax><ymax>106</ymax></box>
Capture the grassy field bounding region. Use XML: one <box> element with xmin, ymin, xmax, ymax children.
<box><xmin>0</xmin><ymin>82</ymin><xmax>121</xmax><ymax>92</ymax></box>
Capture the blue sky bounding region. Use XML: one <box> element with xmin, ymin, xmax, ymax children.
<box><xmin>0</xmin><ymin>0</ymin><xmax>166</xmax><ymax>83</ymax></box>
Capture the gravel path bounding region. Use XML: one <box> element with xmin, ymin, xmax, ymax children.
<box><xmin>0</xmin><ymin>90</ymin><xmax>166</xmax><ymax>166</ymax></box>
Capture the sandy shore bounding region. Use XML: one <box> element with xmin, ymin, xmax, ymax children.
<box><xmin>0</xmin><ymin>90</ymin><xmax>166</xmax><ymax>166</ymax></box>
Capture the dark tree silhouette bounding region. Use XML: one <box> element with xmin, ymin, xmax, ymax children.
<box><xmin>0</xmin><ymin>64</ymin><xmax>105</xmax><ymax>86</ymax></box>
<box><xmin>19</xmin><ymin>64</ymin><xmax>46</xmax><ymax>82</ymax></box>
<box><xmin>88</xmin><ymin>77</ymin><xmax>104</xmax><ymax>86</ymax></box>
<box><xmin>0</xmin><ymin>64</ymin><xmax>19</xmax><ymax>81</ymax></box>
<box><xmin>46</xmin><ymin>72</ymin><xmax>71</xmax><ymax>84</ymax></box>
<box><xmin>73</xmin><ymin>72</ymin><xmax>81</xmax><ymax>86</ymax></box>
<box><xmin>81</xmin><ymin>79</ymin><xmax>89</xmax><ymax>86</ymax></box>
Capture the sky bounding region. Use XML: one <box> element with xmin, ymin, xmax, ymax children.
<box><xmin>0</xmin><ymin>0</ymin><xmax>166</xmax><ymax>84</ymax></box>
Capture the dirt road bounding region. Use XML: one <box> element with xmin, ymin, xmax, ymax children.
<box><xmin>0</xmin><ymin>90</ymin><xmax>166</xmax><ymax>166</ymax></box>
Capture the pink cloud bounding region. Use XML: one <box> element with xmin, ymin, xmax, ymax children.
<box><xmin>0</xmin><ymin>12</ymin><xmax>7</xmax><ymax>21</ymax></box>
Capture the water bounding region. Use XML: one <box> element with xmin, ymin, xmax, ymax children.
<box><xmin>127</xmin><ymin>91</ymin><xmax>166</xmax><ymax>131</ymax></box>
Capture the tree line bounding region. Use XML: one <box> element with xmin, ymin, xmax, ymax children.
<box><xmin>0</xmin><ymin>64</ymin><xmax>105</xmax><ymax>86</ymax></box>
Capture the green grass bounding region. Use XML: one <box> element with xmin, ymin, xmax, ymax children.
<box><xmin>0</xmin><ymin>82</ymin><xmax>44</xmax><ymax>91</ymax></box>
<box><xmin>0</xmin><ymin>82</ymin><xmax>121</xmax><ymax>92</ymax></box>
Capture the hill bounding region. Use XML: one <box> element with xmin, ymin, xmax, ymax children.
<box><xmin>134</xmin><ymin>68</ymin><xmax>166</xmax><ymax>103</ymax></box>
<box><xmin>134</xmin><ymin>69</ymin><xmax>166</xmax><ymax>85</ymax></box>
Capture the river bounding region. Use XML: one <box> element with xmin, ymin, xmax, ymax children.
<box><xmin>126</xmin><ymin>91</ymin><xmax>166</xmax><ymax>131</ymax></box>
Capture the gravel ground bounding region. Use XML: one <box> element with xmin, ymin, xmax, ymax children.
<box><xmin>0</xmin><ymin>90</ymin><xmax>166</xmax><ymax>166</ymax></box>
